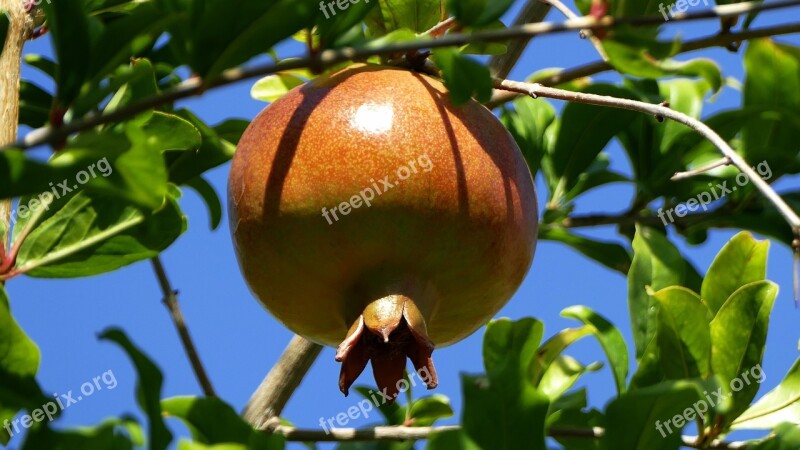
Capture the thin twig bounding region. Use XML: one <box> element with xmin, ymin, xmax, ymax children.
<box><xmin>671</xmin><ymin>157</ymin><xmax>733</xmax><ymax>180</ymax></box>
<box><xmin>422</xmin><ymin>17</ymin><xmax>457</xmax><ymax>37</ymax></box>
<box><xmin>486</xmin><ymin>21</ymin><xmax>800</xmax><ymax>108</ymax></box>
<box><xmin>266</xmin><ymin>424</ymin><xmax>748</xmax><ymax>448</ymax></box>
<box><xmin>494</xmin><ymin>78</ymin><xmax>800</xmax><ymax>234</ymax></box>
<box><xmin>244</xmin><ymin>335</ymin><xmax>323</xmax><ymax>429</ymax></box>
<box><xmin>542</xmin><ymin>0</ymin><xmax>608</xmax><ymax>60</ymax></box>
<box><xmin>5</xmin><ymin>0</ymin><xmax>798</xmax><ymax>152</ymax></box>
<box><xmin>150</xmin><ymin>256</ymin><xmax>217</xmax><ymax>397</ymax></box>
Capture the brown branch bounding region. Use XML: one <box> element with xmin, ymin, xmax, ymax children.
<box><xmin>6</xmin><ymin>0</ymin><xmax>799</xmax><ymax>152</ymax></box>
<box><xmin>486</xmin><ymin>21</ymin><xmax>800</xmax><ymax>108</ymax></box>
<box><xmin>243</xmin><ymin>335</ymin><xmax>323</xmax><ymax>429</ymax></box>
<box><xmin>423</xmin><ymin>17</ymin><xmax>457</xmax><ymax>37</ymax></box>
<box><xmin>488</xmin><ymin>0</ymin><xmax>552</xmax><ymax>78</ymax></box>
<box><xmin>494</xmin><ymin>78</ymin><xmax>800</xmax><ymax>236</ymax></box>
<box><xmin>672</xmin><ymin>157</ymin><xmax>733</xmax><ymax>180</ymax></box>
<box><xmin>266</xmin><ymin>424</ymin><xmax>748</xmax><ymax>448</ymax></box>
<box><xmin>0</xmin><ymin>0</ymin><xmax>34</xmax><ymax>274</ymax></box>
<box><xmin>150</xmin><ymin>256</ymin><xmax>217</xmax><ymax>397</ymax></box>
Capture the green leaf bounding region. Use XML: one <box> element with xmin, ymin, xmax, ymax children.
<box><xmin>710</xmin><ymin>280</ymin><xmax>778</xmax><ymax>421</ymax></box>
<box><xmin>14</xmin><ymin>189</ymin><xmax>185</xmax><ymax>278</ymax></box>
<box><xmin>316</xmin><ymin>0</ymin><xmax>378</xmax><ymax>46</ymax></box>
<box><xmin>561</xmin><ymin>306</ymin><xmax>628</xmax><ymax>395</ymax></box>
<box><xmin>539</xmin><ymin>355</ymin><xmax>602</xmax><ymax>400</ymax></box>
<box><xmin>409</xmin><ymin>395</ymin><xmax>453</xmax><ymax>427</ymax></box>
<box><xmin>360</xmin><ymin>28</ymin><xmax>420</xmax><ymax>50</ymax></box>
<box><xmin>88</xmin><ymin>2</ymin><xmax>179</xmax><ymax>84</ymax></box>
<box><xmin>432</xmin><ymin>48</ymin><xmax>492</xmax><ymax>105</ymax></box>
<box><xmin>564</xmin><ymin>157</ymin><xmax>629</xmax><ymax>202</ymax></box>
<box><xmin>40</xmin><ymin>0</ymin><xmax>92</xmax><ymax>105</ymax></box>
<box><xmin>530</xmin><ymin>326</ymin><xmax>592</xmax><ymax>386</ymax></box>
<box><xmin>0</xmin><ymin>286</ymin><xmax>45</xmax><ymax>446</ymax></box>
<box><xmin>0</xmin><ymin>110</ymin><xmax>196</xmax><ymax>211</ymax></box>
<box><xmin>251</xmin><ymin>73</ymin><xmax>306</xmax><ymax>103</ymax></box>
<box><xmin>650</xmin><ymin>286</ymin><xmax>712</xmax><ymax>380</ymax></box>
<box><xmin>732</xmin><ymin>358</ymin><xmax>799</xmax><ymax>430</ymax></box>
<box><xmin>447</xmin><ymin>0</ymin><xmax>514</xmax><ymax>27</ymax></box>
<box><xmin>750</xmin><ymin>423</ymin><xmax>800</xmax><ymax>450</ymax></box>
<box><xmin>184</xmin><ymin>0</ymin><xmax>319</xmax><ymax>79</ymax></box>
<box><xmin>462</xmin><ymin>318</ymin><xmax>550</xmax><ymax>449</ymax></box>
<box><xmin>702</xmin><ymin>231</ymin><xmax>769</xmax><ymax>315</ymax></box>
<box><xmin>24</xmin><ymin>54</ymin><xmax>57</xmax><ymax>79</ymax></box>
<box><xmin>500</xmin><ymin>96</ymin><xmax>556</xmax><ymax>176</ymax></box>
<box><xmin>601</xmin><ymin>380</ymin><xmax>718</xmax><ymax>450</ymax></box>
<box><xmin>426</xmin><ymin>428</ymin><xmax>480</xmax><ymax>450</ymax></box>
<box><xmin>162</xmin><ymin>396</ymin><xmax>284</xmax><ymax>449</ymax></box>
<box><xmin>168</xmin><ymin>110</ymin><xmax>240</xmax><ymax>185</ymax></box>
<box><xmin>547</xmin><ymin>84</ymin><xmax>639</xmax><ymax>203</ymax></box>
<box><xmin>539</xmin><ymin>228</ymin><xmax>631</xmax><ymax>275</ymax></box>
<box><xmin>184</xmin><ymin>176</ymin><xmax>223</xmax><ymax>230</ymax></box>
<box><xmin>19</xmin><ymin>81</ymin><xmax>52</xmax><ymax>128</ymax></box>
<box><xmin>366</xmin><ymin>0</ymin><xmax>443</xmax><ymax>35</ymax></box>
<box><xmin>603</xmin><ymin>36</ymin><xmax>722</xmax><ymax>93</ymax></box>
<box><xmin>742</xmin><ymin>39</ymin><xmax>800</xmax><ymax>170</ymax></box>
<box><xmin>100</xmin><ymin>328</ymin><xmax>172</xmax><ymax>450</ymax></box>
<box><xmin>628</xmin><ymin>226</ymin><xmax>690</xmax><ymax>360</ymax></box>
<box><xmin>20</xmin><ymin>418</ymin><xmax>142</xmax><ymax>450</ymax></box>
<box><xmin>71</xmin><ymin>57</ymin><xmax>157</xmax><ymax>118</ymax></box>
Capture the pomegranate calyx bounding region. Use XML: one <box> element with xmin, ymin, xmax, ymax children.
<box><xmin>335</xmin><ymin>295</ymin><xmax>438</xmax><ymax>399</ymax></box>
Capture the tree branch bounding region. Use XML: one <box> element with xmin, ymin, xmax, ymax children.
<box><xmin>488</xmin><ymin>0</ymin><xmax>552</xmax><ymax>78</ymax></box>
<box><xmin>150</xmin><ymin>256</ymin><xmax>217</xmax><ymax>397</ymax></box>
<box><xmin>494</xmin><ymin>78</ymin><xmax>800</xmax><ymax>233</ymax></box>
<box><xmin>6</xmin><ymin>0</ymin><xmax>799</xmax><ymax>152</ymax></box>
<box><xmin>422</xmin><ymin>17</ymin><xmax>457</xmax><ymax>37</ymax></box>
<box><xmin>487</xmin><ymin>21</ymin><xmax>800</xmax><ymax>108</ymax></box>
<box><xmin>671</xmin><ymin>157</ymin><xmax>733</xmax><ymax>180</ymax></box>
<box><xmin>266</xmin><ymin>424</ymin><xmax>748</xmax><ymax>448</ymax></box>
<box><xmin>0</xmin><ymin>0</ymin><xmax>34</xmax><ymax>273</ymax></box>
<box><xmin>243</xmin><ymin>335</ymin><xmax>323</xmax><ymax>429</ymax></box>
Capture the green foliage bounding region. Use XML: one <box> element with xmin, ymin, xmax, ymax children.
<box><xmin>100</xmin><ymin>328</ymin><xmax>172</xmax><ymax>450</ymax></box>
<box><xmin>0</xmin><ymin>286</ymin><xmax>45</xmax><ymax>446</ymax></box>
<box><xmin>431</xmin><ymin>48</ymin><xmax>493</xmax><ymax>105</ymax></box>
<box><xmin>447</xmin><ymin>0</ymin><xmax>514</xmax><ymax>27</ymax></box>
<box><xmin>732</xmin><ymin>358</ymin><xmax>800</xmax><ymax>430</ymax></box>
<box><xmin>461</xmin><ymin>318</ymin><xmax>550</xmax><ymax>449</ymax></box>
<box><xmin>366</xmin><ymin>0</ymin><xmax>442</xmax><ymax>35</ymax></box>
<box><xmin>162</xmin><ymin>396</ymin><xmax>285</xmax><ymax>449</ymax></box>
<box><xmin>2</xmin><ymin>1</ymin><xmax>800</xmax><ymax>449</ymax></box>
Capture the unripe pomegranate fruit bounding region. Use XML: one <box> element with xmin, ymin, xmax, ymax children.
<box><xmin>229</xmin><ymin>64</ymin><xmax>538</xmax><ymax>398</ymax></box>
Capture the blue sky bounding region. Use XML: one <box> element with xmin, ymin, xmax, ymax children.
<box><xmin>7</xmin><ymin>3</ymin><xmax>800</xmax><ymax>449</ymax></box>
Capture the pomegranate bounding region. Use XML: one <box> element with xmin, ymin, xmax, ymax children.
<box><xmin>229</xmin><ymin>64</ymin><xmax>538</xmax><ymax>398</ymax></box>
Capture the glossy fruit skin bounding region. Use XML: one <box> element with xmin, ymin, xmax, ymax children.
<box><xmin>229</xmin><ymin>64</ymin><xmax>538</xmax><ymax>350</ymax></box>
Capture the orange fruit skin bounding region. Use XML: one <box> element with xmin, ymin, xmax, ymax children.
<box><xmin>229</xmin><ymin>64</ymin><xmax>538</xmax><ymax>348</ymax></box>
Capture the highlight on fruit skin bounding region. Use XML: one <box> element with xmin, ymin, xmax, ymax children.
<box><xmin>228</xmin><ymin>63</ymin><xmax>538</xmax><ymax>400</ymax></box>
